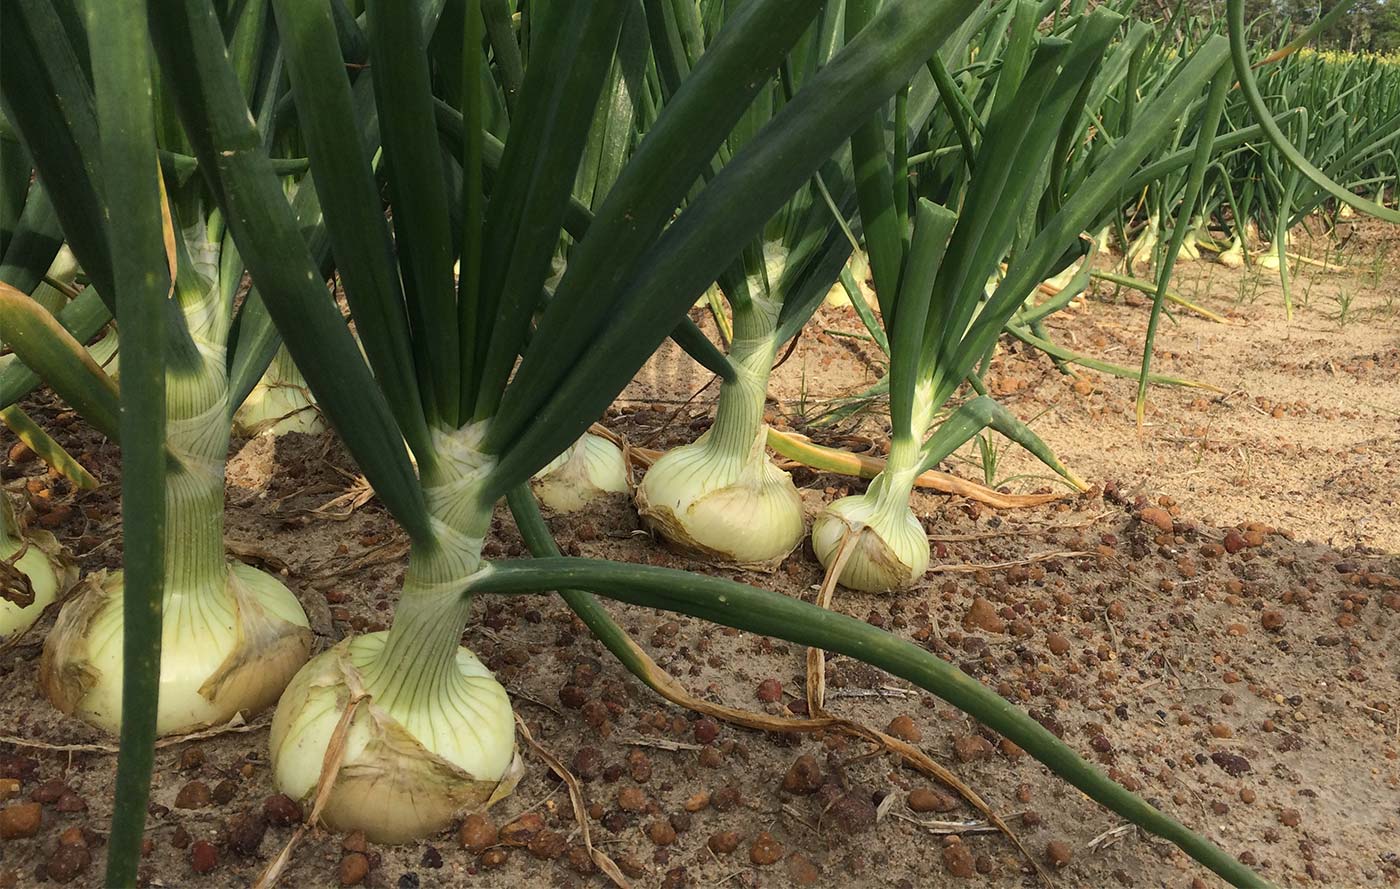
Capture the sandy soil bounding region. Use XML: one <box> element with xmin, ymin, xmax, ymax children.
<box><xmin>0</xmin><ymin>224</ymin><xmax>1397</xmax><ymax>889</ymax></box>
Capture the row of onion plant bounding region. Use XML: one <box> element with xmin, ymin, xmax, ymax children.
<box><xmin>7</xmin><ymin>1</ymin><xmax>1283</xmax><ymax>886</ymax></box>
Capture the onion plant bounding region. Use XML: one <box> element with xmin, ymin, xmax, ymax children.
<box><xmin>0</xmin><ymin>0</ymin><xmax>318</xmax><ymax>736</ymax></box>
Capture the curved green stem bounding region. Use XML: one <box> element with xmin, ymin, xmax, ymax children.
<box><xmin>466</xmin><ymin>556</ymin><xmax>1270</xmax><ymax>889</ymax></box>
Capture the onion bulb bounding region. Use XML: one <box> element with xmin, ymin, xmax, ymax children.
<box><xmin>637</xmin><ymin>424</ymin><xmax>804</xmax><ymax>566</ymax></box>
<box><xmin>40</xmin><ymin>563</ymin><xmax>312</xmax><ymax>735</ymax></box>
<box><xmin>0</xmin><ymin>494</ymin><xmax>75</xmax><ymax>643</ymax></box>
<box><xmin>530</xmin><ymin>432</ymin><xmax>629</xmax><ymax>512</ymax></box>
<box><xmin>812</xmin><ymin>489</ymin><xmax>929</xmax><ymax>593</ymax></box>
<box><xmin>270</xmin><ymin>632</ymin><xmax>522</xmax><ymax>843</ymax></box>
<box><xmin>234</xmin><ymin>347</ymin><xmax>325</xmax><ymax>437</ymax></box>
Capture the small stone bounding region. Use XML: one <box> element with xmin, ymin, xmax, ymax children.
<box><xmin>952</xmin><ymin>734</ymin><xmax>993</xmax><ymax>763</ymax></box>
<box><xmin>458</xmin><ymin>814</ymin><xmax>497</xmax><ymax>852</ymax></box>
<box><xmin>528</xmin><ymin>829</ymin><xmax>566</xmax><ymax>860</ymax></box>
<box><xmin>226</xmin><ymin>810</ymin><xmax>268</xmax><ymax>856</ymax></box>
<box><xmin>756</xmin><ymin>678</ymin><xmax>783</xmax><ymax>703</ymax></box>
<box><xmin>886</xmin><ymin>715</ymin><xmax>922</xmax><ymax>743</ymax></box>
<box><xmin>1223</xmin><ymin>530</ymin><xmax>1247</xmax><ymax>553</ymax></box>
<box><xmin>57</xmin><ymin>826</ymin><xmax>86</xmax><ymax>848</ymax></box>
<box><xmin>1210</xmin><ymin>751</ymin><xmax>1251</xmax><ymax>776</ymax></box>
<box><xmin>53</xmin><ymin>791</ymin><xmax>85</xmax><ymax>814</ymax></box>
<box><xmin>339</xmin><ymin>853</ymin><xmax>370</xmax><ymax>886</ymax></box>
<box><xmin>1140</xmin><ymin>507</ymin><xmax>1173</xmax><ymax>532</ymax></box>
<box><xmin>683</xmin><ymin>791</ymin><xmax>710</xmax><ymax>812</ymax></box>
<box><xmin>1261</xmin><ymin>611</ymin><xmax>1286</xmax><ymax>632</ymax></box>
<box><xmin>942</xmin><ymin>842</ymin><xmax>975</xmax><ymax>878</ymax></box>
<box><xmin>420</xmin><ymin>847</ymin><xmax>442</xmax><ymax>869</ymax></box>
<box><xmin>749</xmin><ymin>831</ymin><xmax>783</xmax><ymax>866</ymax></box>
<box><xmin>708</xmin><ymin>830</ymin><xmax>742</xmax><ymax>854</ymax></box>
<box><xmin>179</xmin><ymin>747</ymin><xmax>206</xmax><ymax>771</ymax></box>
<box><xmin>786</xmin><ymin>853</ymin><xmax>820</xmax><ymax>885</ymax></box>
<box><xmin>479</xmin><ymin>848</ymin><xmax>508</xmax><ymax>868</ymax></box>
<box><xmin>500</xmin><ymin>812</ymin><xmax>544</xmax><ymax>846</ymax></box>
<box><xmin>572</xmin><ymin>747</ymin><xmax>604</xmax><ymax>780</ymax></box>
<box><xmin>1239</xmin><ymin>788</ymin><xmax>1256</xmax><ymax>804</ymax></box>
<box><xmin>190</xmin><ymin>840</ymin><xmax>219</xmax><ymax>874</ymax></box>
<box><xmin>30</xmin><ymin>780</ymin><xmax>67</xmax><ymax>804</ymax></box>
<box><xmin>262</xmin><ymin>793</ymin><xmax>302</xmax><ymax>825</ymax></box>
<box><xmin>711</xmin><ymin>786</ymin><xmax>741</xmax><ymax>811</ymax></box>
<box><xmin>211</xmin><ymin>779</ymin><xmax>238</xmax><ymax>805</ymax></box>
<box><xmin>693</xmin><ymin>718</ymin><xmax>720</xmax><ymax>745</ymax></box>
<box><xmin>44</xmin><ymin>845</ymin><xmax>91</xmax><ymax>884</ymax></box>
<box><xmin>397</xmin><ymin>873</ymin><xmax>420</xmax><ymax>889</ymax></box>
<box><xmin>342</xmin><ymin>830</ymin><xmax>368</xmax><ymax>853</ymax></box>
<box><xmin>1279</xmin><ymin>808</ymin><xmax>1301</xmax><ymax>828</ymax></box>
<box><xmin>1046</xmin><ymin>633</ymin><xmax>1071</xmax><ymax>656</ymax></box>
<box><xmin>1209</xmin><ymin>723</ymin><xmax>1233</xmax><ymax>739</ymax></box>
<box><xmin>0</xmin><ymin>803</ymin><xmax>42</xmax><ymax>838</ymax></box>
<box><xmin>647</xmin><ymin>819</ymin><xmax>677</xmax><ymax>846</ymax></box>
<box><xmin>908</xmin><ymin>788</ymin><xmax>957</xmax><ymax>813</ymax></box>
<box><xmin>617</xmin><ymin>786</ymin><xmax>647</xmax><ymax>812</ymax></box>
<box><xmin>781</xmin><ymin>755</ymin><xmax>823</xmax><ymax>795</ymax></box>
<box><xmin>565</xmin><ymin>845</ymin><xmax>596</xmax><ymax>875</ymax></box>
<box><xmin>962</xmin><ymin>597</ymin><xmax>1005</xmax><ymax>634</ymax></box>
<box><xmin>1045</xmin><ymin>840</ymin><xmax>1073</xmax><ymax>868</ymax></box>
<box><xmin>174</xmin><ymin>781</ymin><xmax>212</xmax><ymax>809</ymax></box>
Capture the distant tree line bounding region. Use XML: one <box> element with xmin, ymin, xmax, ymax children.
<box><xmin>1161</xmin><ymin>0</ymin><xmax>1400</xmax><ymax>53</ymax></box>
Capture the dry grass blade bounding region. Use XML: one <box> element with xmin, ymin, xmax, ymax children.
<box><xmin>0</xmin><ymin>714</ymin><xmax>266</xmax><ymax>755</ymax></box>
<box><xmin>515</xmin><ymin>715</ymin><xmax>631</xmax><ymax>889</ymax></box>
<box><xmin>805</xmin><ymin>526</ymin><xmax>858</xmax><ymax>717</ymax></box>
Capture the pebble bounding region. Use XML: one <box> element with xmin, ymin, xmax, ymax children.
<box><xmin>479</xmin><ymin>849</ymin><xmax>508</xmax><ymax>868</ymax></box>
<box><xmin>693</xmin><ymin>718</ymin><xmax>720</xmax><ymax>745</ymax></box>
<box><xmin>1279</xmin><ymin>808</ymin><xmax>1301</xmax><ymax>827</ymax></box>
<box><xmin>44</xmin><ymin>844</ymin><xmax>90</xmax><ymax>884</ymax></box>
<box><xmin>781</xmin><ymin>755</ymin><xmax>823</xmax><ymax>795</ymax></box>
<box><xmin>30</xmin><ymin>780</ymin><xmax>68</xmax><ymax>804</ymax></box>
<box><xmin>527</xmin><ymin>829</ymin><xmax>566</xmax><ymax>860</ymax></box>
<box><xmin>617</xmin><ymin>786</ymin><xmax>648</xmax><ymax>812</ymax></box>
<box><xmin>647</xmin><ymin>819</ymin><xmax>677</xmax><ymax>846</ymax></box>
<box><xmin>342</xmin><ymin>830</ymin><xmax>368</xmax><ymax>853</ymax></box>
<box><xmin>708</xmin><ymin>830</ymin><xmax>742</xmax><ymax>854</ymax></box>
<box><xmin>572</xmin><ymin>747</ymin><xmax>603</xmax><ymax>780</ymax></box>
<box><xmin>226</xmin><ymin>810</ymin><xmax>268</xmax><ymax>856</ymax></box>
<box><xmin>952</xmin><ymin>734</ymin><xmax>994</xmax><ymax>762</ymax></box>
<box><xmin>886</xmin><ymin>715</ymin><xmax>922</xmax><ymax>743</ymax></box>
<box><xmin>262</xmin><ymin>793</ymin><xmax>302</xmax><ymax>825</ymax></box>
<box><xmin>908</xmin><ymin>788</ymin><xmax>957</xmax><ymax>813</ymax></box>
<box><xmin>420</xmin><ymin>847</ymin><xmax>442</xmax><ymax>869</ymax></box>
<box><xmin>942</xmin><ymin>842</ymin><xmax>975</xmax><ymax>877</ymax></box>
<box><xmin>500</xmin><ymin>812</ymin><xmax>544</xmax><ymax>846</ymax></box>
<box><xmin>339</xmin><ymin>853</ymin><xmax>370</xmax><ymax>886</ymax></box>
<box><xmin>1261</xmin><ymin>610</ymin><xmax>1286</xmax><ymax>632</ymax></box>
<box><xmin>1140</xmin><ymin>507</ymin><xmax>1174</xmax><ymax>532</ymax></box>
<box><xmin>190</xmin><ymin>840</ymin><xmax>219</xmax><ymax>874</ymax></box>
<box><xmin>683</xmin><ymin>791</ymin><xmax>710</xmax><ymax>812</ymax></box>
<box><xmin>1045</xmin><ymin>840</ymin><xmax>1073</xmax><ymax>868</ymax></box>
<box><xmin>756</xmin><ymin>678</ymin><xmax>783</xmax><ymax>703</ymax></box>
<box><xmin>175</xmin><ymin>781</ymin><xmax>212</xmax><ymax>809</ymax></box>
<box><xmin>0</xmin><ymin>802</ymin><xmax>42</xmax><ymax>838</ymax></box>
<box><xmin>749</xmin><ymin>831</ymin><xmax>783</xmax><ymax>866</ymax></box>
<box><xmin>1209</xmin><ymin>723</ymin><xmax>1233</xmax><ymax>739</ymax></box>
<box><xmin>786</xmin><ymin>852</ymin><xmax>820</xmax><ymax>885</ymax></box>
<box><xmin>962</xmin><ymin>597</ymin><xmax>1005</xmax><ymax>634</ymax></box>
<box><xmin>1046</xmin><ymin>633</ymin><xmax>1071</xmax><ymax>656</ymax></box>
<box><xmin>1210</xmin><ymin>751</ymin><xmax>1251</xmax><ymax>776</ymax></box>
<box><xmin>458</xmin><ymin>814</ymin><xmax>497</xmax><ymax>851</ymax></box>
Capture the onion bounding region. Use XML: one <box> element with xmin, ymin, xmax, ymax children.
<box><xmin>530</xmin><ymin>431</ymin><xmax>629</xmax><ymax>512</ymax></box>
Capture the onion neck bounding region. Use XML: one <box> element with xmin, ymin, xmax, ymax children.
<box><xmin>361</xmin><ymin>424</ymin><xmax>495</xmax><ymax>715</ymax></box>
<box><xmin>703</xmin><ymin>296</ymin><xmax>780</xmax><ymax>473</ymax></box>
<box><xmin>862</xmin><ymin>434</ymin><xmax>922</xmax><ymax>529</ymax></box>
